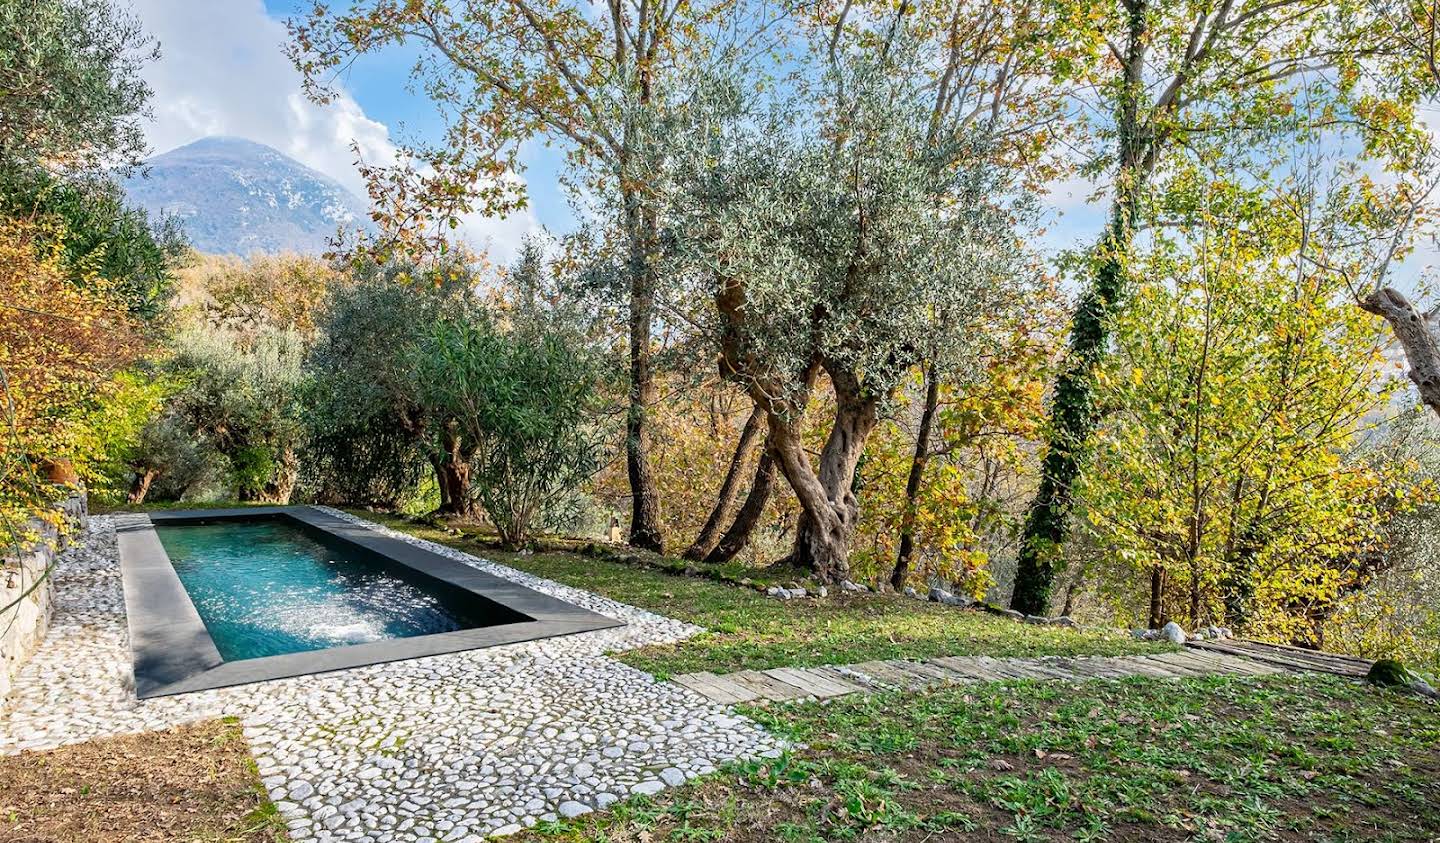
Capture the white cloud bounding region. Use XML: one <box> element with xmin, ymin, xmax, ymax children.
<box><xmin>130</xmin><ymin>0</ymin><xmax>533</xmax><ymax>260</ymax></box>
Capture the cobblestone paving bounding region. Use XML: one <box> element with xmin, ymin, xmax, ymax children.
<box><xmin>0</xmin><ymin>511</ymin><xmax>783</xmax><ymax>841</ymax></box>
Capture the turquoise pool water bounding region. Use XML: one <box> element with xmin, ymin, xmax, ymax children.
<box><xmin>156</xmin><ymin>520</ymin><xmax>497</xmax><ymax>661</ymax></box>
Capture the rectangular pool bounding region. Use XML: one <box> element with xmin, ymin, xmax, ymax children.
<box><xmin>156</xmin><ymin>520</ymin><xmax>526</xmax><ymax>661</ymax></box>
<box><xmin>116</xmin><ymin>506</ymin><xmax>624</xmax><ymax>697</ymax></box>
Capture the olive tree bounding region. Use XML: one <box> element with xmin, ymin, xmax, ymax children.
<box><xmin>414</xmin><ymin>296</ymin><xmax>605</xmax><ymax>548</ymax></box>
<box><xmin>168</xmin><ymin>327</ymin><xmax>306</xmax><ymax>503</ymax></box>
<box><xmin>658</xmin><ymin>46</ymin><xmax>1033</xmax><ymax>582</ymax></box>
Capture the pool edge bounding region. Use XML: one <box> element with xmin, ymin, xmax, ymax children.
<box><xmin>118</xmin><ymin>506</ymin><xmax>626</xmax><ymax>698</ymax></box>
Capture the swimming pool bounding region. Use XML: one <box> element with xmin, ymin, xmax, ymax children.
<box><xmin>116</xmin><ymin>507</ymin><xmax>623</xmax><ymax>697</ymax></box>
<box><xmin>156</xmin><ymin>520</ymin><xmax>526</xmax><ymax>661</ymax></box>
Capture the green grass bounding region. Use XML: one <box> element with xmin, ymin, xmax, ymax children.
<box><xmin>526</xmin><ymin>673</ymin><xmax>1440</xmax><ymax>842</ymax></box>
<box><xmin>349</xmin><ymin>511</ymin><xmax>1165</xmax><ymax>678</ymax></box>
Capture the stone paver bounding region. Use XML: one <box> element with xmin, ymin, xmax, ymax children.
<box><xmin>675</xmin><ymin>649</ymin><xmax>1290</xmax><ymax>705</ymax></box>
<box><xmin>0</xmin><ymin>511</ymin><xmax>785</xmax><ymax>841</ymax></box>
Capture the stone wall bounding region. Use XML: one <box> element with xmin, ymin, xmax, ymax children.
<box><xmin>0</xmin><ymin>491</ymin><xmax>87</xmax><ymax>705</ymax></box>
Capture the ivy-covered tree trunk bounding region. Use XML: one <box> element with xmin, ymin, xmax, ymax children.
<box><xmin>685</xmin><ymin>405</ymin><xmax>765</xmax><ymax>561</ymax></box>
<box><xmin>705</xmin><ymin>446</ymin><xmax>777</xmax><ymax>565</ymax></box>
<box><xmin>890</xmin><ymin>363</ymin><xmax>940</xmax><ymax>590</ymax></box>
<box><xmin>1010</xmin><ymin>0</ymin><xmax>1151</xmax><ymax>616</ymax></box>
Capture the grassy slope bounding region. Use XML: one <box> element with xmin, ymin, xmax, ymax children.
<box><xmin>352</xmin><ymin>512</ymin><xmax>1164</xmax><ymax>677</ymax></box>
<box><xmin>529</xmin><ymin>673</ymin><xmax>1440</xmax><ymax>842</ymax></box>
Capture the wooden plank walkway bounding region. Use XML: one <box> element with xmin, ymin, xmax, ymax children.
<box><xmin>1186</xmin><ymin>638</ymin><xmax>1374</xmax><ymax>678</ymax></box>
<box><xmin>669</xmin><ymin>642</ymin><xmax>1349</xmax><ymax>705</ymax></box>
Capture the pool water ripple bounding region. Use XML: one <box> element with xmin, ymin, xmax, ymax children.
<box><xmin>156</xmin><ymin>521</ymin><xmax>498</xmax><ymax>661</ymax></box>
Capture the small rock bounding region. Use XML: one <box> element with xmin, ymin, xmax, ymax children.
<box><xmin>999</xmin><ymin>609</ymin><xmax>1025</xmax><ymax>621</ymax></box>
<box><xmin>929</xmin><ymin>588</ymin><xmax>952</xmax><ymax>603</ymax></box>
<box><xmin>631</xmin><ymin>780</ymin><xmax>665</xmax><ymax>796</ymax></box>
<box><xmin>903</xmin><ymin>586</ymin><xmax>920</xmax><ymax>599</ymax></box>
<box><xmin>787</xmin><ymin>587</ymin><xmax>807</xmax><ymax>599</ymax></box>
<box><xmin>658</xmin><ymin>767</ymin><xmax>685</xmax><ymax>787</ymax></box>
<box><xmin>558</xmin><ymin>801</ymin><xmax>591</xmax><ymax>819</ymax></box>
<box><xmin>1160</xmin><ymin>621</ymin><xmax>1186</xmax><ymax>644</ymax></box>
<box><xmin>816</xmin><ymin>585</ymin><xmax>828</xmax><ymax>598</ymax></box>
<box><xmin>1023</xmin><ymin>614</ymin><xmax>1048</xmax><ymax>625</ymax></box>
<box><xmin>1052</xmin><ymin>616</ymin><xmax>1078</xmax><ymax>628</ymax></box>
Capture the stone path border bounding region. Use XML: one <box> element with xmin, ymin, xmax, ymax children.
<box><xmin>671</xmin><ymin>648</ymin><xmax>1287</xmax><ymax>704</ymax></box>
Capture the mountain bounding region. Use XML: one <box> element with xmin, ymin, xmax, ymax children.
<box><xmin>122</xmin><ymin>136</ymin><xmax>374</xmax><ymax>256</ymax></box>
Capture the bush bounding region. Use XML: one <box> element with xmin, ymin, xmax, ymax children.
<box><xmin>167</xmin><ymin>327</ymin><xmax>305</xmax><ymax>502</ymax></box>
<box><xmin>416</xmin><ymin>305</ymin><xmax>605</xmax><ymax>547</ymax></box>
<box><xmin>301</xmin><ymin>279</ymin><xmax>445</xmax><ymax>508</ymax></box>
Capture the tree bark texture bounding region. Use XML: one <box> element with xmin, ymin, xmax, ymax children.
<box><xmin>127</xmin><ymin>468</ymin><xmax>157</xmax><ymax>505</ymax></box>
<box><xmin>704</xmin><ymin>446</ymin><xmax>777</xmax><ymax>565</ymax></box>
<box><xmin>624</xmin><ymin>193</ymin><xmax>665</xmax><ymax>552</ymax></box>
<box><xmin>685</xmin><ymin>405</ymin><xmax>765</xmax><ymax>561</ymax></box>
<box><xmin>435</xmin><ymin>422</ymin><xmax>474</xmax><ymax>518</ymax></box>
<box><xmin>1361</xmin><ymin>287</ymin><xmax>1440</xmax><ymax>419</ymax></box>
<box><xmin>890</xmin><ymin>363</ymin><xmax>940</xmax><ymax>590</ymax></box>
<box><xmin>1148</xmin><ymin>564</ymin><xmax>1165</xmax><ymax>629</ymax></box>
<box><xmin>772</xmin><ymin>371</ymin><xmax>878</xmax><ymax>583</ymax></box>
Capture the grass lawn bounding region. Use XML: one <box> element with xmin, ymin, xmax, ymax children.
<box><xmin>0</xmin><ymin>718</ymin><xmax>285</xmax><ymax>842</ymax></box>
<box><xmin>352</xmin><ymin>511</ymin><xmax>1165</xmax><ymax>678</ymax></box>
<box><xmin>526</xmin><ymin>673</ymin><xmax>1440</xmax><ymax>842</ymax></box>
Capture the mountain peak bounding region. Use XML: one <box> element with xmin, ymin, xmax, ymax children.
<box><xmin>124</xmin><ymin>135</ymin><xmax>374</xmax><ymax>256</ymax></box>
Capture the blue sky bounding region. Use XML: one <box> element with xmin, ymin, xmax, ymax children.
<box><xmin>131</xmin><ymin>0</ymin><xmax>1108</xmax><ymax>266</ymax></box>
<box><xmin>130</xmin><ymin>1</ymin><xmax>1438</xmax><ymax>289</ymax></box>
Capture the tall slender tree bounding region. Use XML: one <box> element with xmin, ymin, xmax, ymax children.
<box><xmin>288</xmin><ymin>0</ymin><xmax>763</xmax><ymax>548</ymax></box>
<box><xmin>1010</xmin><ymin>0</ymin><xmax>1429</xmax><ymax>615</ymax></box>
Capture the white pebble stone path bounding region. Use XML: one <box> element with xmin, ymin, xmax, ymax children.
<box><xmin>0</xmin><ymin>509</ymin><xmax>785</xmax><ymax>841</ymax></box>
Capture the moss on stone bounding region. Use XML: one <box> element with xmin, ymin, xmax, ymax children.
<box><xmin>1367</xmin><ymin>658</ymin><xmax>1413</xmax><ymax>688</ymax></box>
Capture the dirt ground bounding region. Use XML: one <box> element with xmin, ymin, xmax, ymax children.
<box><xmin>0</xmin><ymin>718</ymin><xmax>284</xmax><ymax>842</ymax></box>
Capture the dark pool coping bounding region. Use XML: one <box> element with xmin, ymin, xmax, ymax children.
<box><xmin>116</xmin><ymin>506</ymin><xmax>624</xmax><ymax>698</ymax></box>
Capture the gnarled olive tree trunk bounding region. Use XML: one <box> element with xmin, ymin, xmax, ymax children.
<box><xmin>434</xmin><ymin>421</ymin><xmax>474</xmax><ymax>518</ymax></box>
<box><xmin>127</xmin><ymin>467</ymin><xmax>157</xmax><ymax>504</ymax></box>
<box><xmin>1361</xmin><ymin>287</ymin><xmax>1440</xmax><ymax>419</ymax></box>
<box><xmin>771</xmin><ymin>370</ymin><xmax>878</xmax><ymax>583</ymax></box>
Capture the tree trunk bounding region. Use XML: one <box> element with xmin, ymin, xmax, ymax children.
<box><xmin>771</xmin><ymin>374</ymin><xmax>877</xmax><ymax>583</ymax></box>
<box><xmin>1360</xmin><ymin>287</ymin><xmax>1440</xmax><ymax>419</ymax></box>
<box><xmin>260</xmin><ymin>447</ymin><xmax>298</xmax><ymax>504</ymax></box>
<box><xmin>624</xmin><ymin>193</ymin><xmax>664</xmax><ymax>552</ymax></box>
<box><xmin>705</xmin><ymin>446</ymin><xmax>777</xmax><ymax>565</ymax></box>
<box><xmin>1011</xmin><ymin>0</ymin><xmax>1151</xmax><ymax>616</ymax></box>
<box><xmin>1148</xmin><ymin>564</ymin><xmax>1165</xmax><ymax>629</ymax></box>
<box><xmin>890</xmin><ymin>363</ymin><xmax>940</xmax><ymax>590</ymax></box>
<box><xmin>435</xmin><ymin>422</ymin><xmax>473</xmax><ymax>518</ymax></box>
<box><xmin>685</xmin><ymin>405</ymin><xmax>765</xmax><ymax>561</ymax></box>
<box><xmin>127</xmin><ymin>468</ymin><xmax>157</xmax><ymax>505</ymax></box>
<box><xmin>429</xmin><ymin>454</ymin><xmax>452</xmax><ymax>511</ymax></box>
